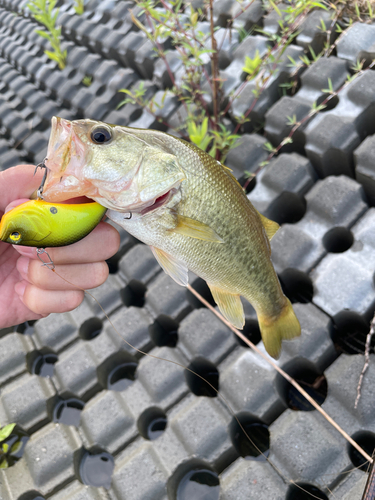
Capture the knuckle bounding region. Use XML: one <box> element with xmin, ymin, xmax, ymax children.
<box><xmin>93</xmin><ymin>262</ymin><xmax>109</xmax><ymax>286</ymax></box>
<box><xmin>27</xmin><ymin>260</ymin><xmax>47</xmax><ymax>288</ymax></box>
<box><xmin>63</xmin><ymin>290</ymin><xmax>85</xmax><ymax>312</ymax></box>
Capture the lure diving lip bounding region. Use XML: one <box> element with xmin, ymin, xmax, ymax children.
<box><xmin>0</xmin><ymin>199</ymin><xmax>107</xmax><ymax>247</ymax></box>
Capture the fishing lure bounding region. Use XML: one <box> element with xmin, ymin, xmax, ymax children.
<box><xmin>0</xmin><ymin>199</ymin><xmax>107</xmax><ymax>247</ymax></box>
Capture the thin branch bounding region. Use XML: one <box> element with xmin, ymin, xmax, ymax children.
<box><xmin>355</xmin><ymin>312</ymin><xmax>375</xmax><ymax>408</ymax></box>
<box><xmin>242</xmin><ymin>58</ymin><xmax>375</xmax><ymax>190</ymax></box>
<box><xmin>209</xmin><ymin>0</ymin><xmax>219</xmax><ymax>132</ymax></box>
<box><xmin>186</xmin><ymin>283</ymin><xmax>373</xmax><ymax>465</ymax></box>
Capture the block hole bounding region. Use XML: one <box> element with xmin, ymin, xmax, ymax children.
<box><xmin>266</xmin><ymin>191</ymin><xmax>307</xmax><ymax>224</ymax></box>
<box><xmin>331</xmin><ymin>311</ymin><xmax>372</xmax><ymax>355</ymax></box>
<box><xmin>138</xmin><ymin>406</ymin><xmax>167</xmax><ymax>440</ymax></box>
<box><xmin>105</xmin><ymin>254</ymin><xmax>119</xmax><ymax>274</ymax></box>
<box><xmin>26</xmin><ymin>348</ymin><xmax>58</xmax><ymax>377</ymax></box>
<box><xmin>347</xmin><ymin>430</ymin><xmax>375</xmax><ymax>471</ymax></box>
<box><xmin>234</xmin><ymin>318</ymin><xmax>261</xmax><ymax>347</ymax></box>
<box><xmin>239</xmin><ymin>174</ymin><xmax>257</xmax><ymax>194</ymax></box>
<box><xmin>279</xmin><ymin>268</ymin><xmax>314</xmax><ymax>303</ymax></box>
<box><xmin>79</xmin><ymin>317</ymin><xmax>103</xmax><ymax>341</ymax></box>
<box><xmin>275</xmin><ymin>359</ymin><xmax>328</xmax><ymax>411</ymax></box>
<box><xmin>120</xmin><ymin>280</ymin><xmax>147</xmax><ymax>308</ymax></box>
<box><xmin>14</xmin><ymin>320</ymin><xmax>36</xmax><ymax>335</ymax></box>
<box><xmin>185</xmin><ymin>357</ymin><xmax>219</xmax><ymax>398</ymax></box>
<box><xmin>316</xmin><ymin>93</ymin><xmax>339</xmax><ymax>111</ymax></box>
<box><xmin>323</xmin><ymin>226</ymin><xmax>354</xmax><ymax>253</ymax></box>
<box><xmin>149</xmin><ymin>315</ymin><xmax>179</xmax><ymax>347</ymax></box>
<box><xmin>286</xmin><ymin>483</ymin><xmax>328</xmax><ymax>500</ymax></box>
<box><xmin>0</xmin><ymin>326</ymin><xmax>14</xmax><ymax>339</ymax></box>
<box><xmin>167</xmin><ymin>459</ymin><xmax>220</xmax><ymax>500</ymax></box>
<box><xmin>17</xmin><ymin>491</ymin><xmax>45</xmax><ymax>500</ymax></box>
<box><xmin>77</xmin><ymin>447</ymin><xmax>115</xmax><ymax>490</ymax></box>
<box><xmin>96</xmin><ymin>85</ymin><xmax>106</xmax><ymax>97</ymax></box>
<box><xmin>186</xmin><ymin>278</ymin><xmax>215</xmax><ymax>309</ymax></box>
<box><xmin>52</xmin><ymin>396</ymin><xmax>85</xmax><ymax>427</ymax></box>
<box><xmin>0</xmin><ymin>425</ymin><xmax>29</xmax><ymax>469</ymax></box>
<box><xmin>97</xmin><ymin>352</ymin><xmax>138</xmax><ymax>391</ymax></box>
<box><xmin>229</xmin><ymin>412</ymin><xmax>270</xmax><ymax>460</ymax></box>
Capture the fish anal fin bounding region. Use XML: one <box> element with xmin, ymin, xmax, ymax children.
<box><xmin>172</xmin><ymin>214</ymin><xmax>224</xmax><ymax>243</ymax></box>
<box><xmin>151</xmin><ymin>246</ymin><xmax>189</xmax><ymax>286</ymax></box>
<box><xmin>258</xmin><ymin>298</ymin><xmax>301</xmax><ymax>359</ymax></box>
<box><xmin>256</xmin><ymin>211</ymin><xmax>279</xmax><ymax>241</ymax></box>
<box><xmin>208</xmin><ymin>284</ymin><xmax>245</xmax><ymax>329</ymax></box>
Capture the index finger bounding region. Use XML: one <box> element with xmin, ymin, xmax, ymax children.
<box><xmin>14</xmin><ymin>221</ymin><xmax>121</xmax><ymax>264</ymax></box>
<box><xmin>0</xmin><ymin>165</ymin><xmax>42</xmax><ymax>212</ymax></box>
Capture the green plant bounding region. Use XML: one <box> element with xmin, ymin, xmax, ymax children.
<box><xmin>119</xmin><ymin>0</ymin><xmax>328</xmax><ymax>163</ymax></box>
<box><xmin>27</xmin><ymin>0</ymin><xmax>67</xmax><ymax>70</ymax></box>
<box><xmin>74</xmin><ymin>0</ymin><xmax>85</xmax><ymax>15</ymax></box>
<box><xmin>82</xmin><ymin>75</ymin><xmax>93</xmax><ymax>87</ymax></box>
<box><xmin>0</xmin><ymin>423</ymin><xmax>17</xmax><ymax>469</ymax></box>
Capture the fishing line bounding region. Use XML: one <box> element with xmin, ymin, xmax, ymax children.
<box><xmin>35</xmin><ymin>250</ymin><xmax>358</xmax><ymax>500</ymax></box>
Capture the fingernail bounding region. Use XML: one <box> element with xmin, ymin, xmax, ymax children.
<box><xmin>16</xmin><ymin>256</ymin><xmax>30</xmax><ymax>279</ymax></box>
<box><xmin>13</xmin><ymin>246</ymin><xmax>35</xmax><ymax>258</ymax></box>
<box><xmin>15</xmin><ymin>281</ymin><xmax>27</xmax><ymax>298</ymax></box>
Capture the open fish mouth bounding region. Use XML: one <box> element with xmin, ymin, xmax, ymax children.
<box><xmin>139</xmin><ymin>190</ymin><xmax>173</xmax><ymax>216</ymax></box>
<box><xmin>41</xmin><ymin>117</ymin><xmax>91</xmax><ymax>202</ymax></box>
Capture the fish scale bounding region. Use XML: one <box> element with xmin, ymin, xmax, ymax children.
<box><xmin>42</xmin><ymin>117</ymin><xmax>301</xmax><ymax>358</ymax></box>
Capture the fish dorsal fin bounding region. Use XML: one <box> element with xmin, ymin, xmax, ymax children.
<box><xmin>208</xmin><ymin>284</ymin><xmax>245</xmax><ymax>329</ymax></box>
<box><xmin>151</xmin><ymin>246</ymin><xmax>189</xmax><ymax>286</ymax></box>
<box><xmin>172</xmin><ymin>213</ymin><xmax>224</xmax><ymax>243</ymax></box>
<box><xmin>256</xmin><ymin>211</ymin><xmax>279</xmax><ymax>241</ymax></box>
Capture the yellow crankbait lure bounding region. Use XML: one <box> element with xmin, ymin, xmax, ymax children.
<box><xmin>0</xmin><ymin>200</ymin><xmax>107</xmax><ymax>247</ymax></box>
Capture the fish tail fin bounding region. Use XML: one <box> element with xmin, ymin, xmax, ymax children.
<box><xmin>258</xmin><ymin>298</ymin><xmax>301</xmax><ymax>359</ymax></box>
<box><xmin>208</xmin><ymin>284</ymin><xmax>245</xmax><ymax>329</ymax></box>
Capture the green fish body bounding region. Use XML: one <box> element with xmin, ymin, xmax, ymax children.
<box><xmin>42</xmin><ymin>117</ymin><xmax>300</xmax><ymax>358</ymax></box>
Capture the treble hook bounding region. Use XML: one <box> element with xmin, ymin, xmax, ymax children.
<box><xmin>36</xmin><ymin>248</ymin><xmax>55</xmax><ymax>270</ymax></box>
<box><xmin>34</xmin><ymin>157</ymin><xmax>48</xmax><ymax>200</ymax></box>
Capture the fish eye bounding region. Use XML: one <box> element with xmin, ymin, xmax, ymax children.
<box><xmin>90</xmin><ymin>126</ymin><xmax>112</xmax><ymax>145</ymax></box>
<box><xmin>10</xmin><ymin>231</ymin><xmax>21</xmax><ymax>242</ymax></box>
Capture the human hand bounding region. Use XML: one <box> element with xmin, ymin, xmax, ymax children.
<box><xmin>0</xmin><ymin>165</ymin><xmax>120</xmax><ymax>329</ymax></box>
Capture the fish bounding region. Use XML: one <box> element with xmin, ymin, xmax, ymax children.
<box><xmin>0</xmin><ymin>199</ymin><xmax>107</xmax><ymax>247</ymax></box>
<box><xmin>41</xmin><ymin>117</ymin><xmax>301</xmax><ymax>358</ymax></box>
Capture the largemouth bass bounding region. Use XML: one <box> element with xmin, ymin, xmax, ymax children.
<box><xmin>41</xmin><ymin>117</ymin><xmax>300</xmax><ymax>358</ymax></box>
<box><xmin>0</xmin><ymin>199</ymin><xmax>107</xmax><ymax>247</ymax></box>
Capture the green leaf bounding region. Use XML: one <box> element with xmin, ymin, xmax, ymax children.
<box><xmin>242</xmin><ymin>50</ymin><xmax>262</xmax><ymax>76</ymax></box>
<box><xmin>10</xmin><ymin>440</ymin><xmax>22</xmax><ymax>455</ymax></box>
<box><xmin>44</xmin><ymin>50</ymin><xmax>60</xmax><ymax>62</ymax></box>
<box><xmin>2</xmin><ymin>443</ymin><xmax>8</xmax><ymax>453</ymax></box>
<box><xmin>282</xmin><ymin>137</ymin><xmax>293</xmax><ymax>145</ymax></box>
<box><xmin>268</xmin><ymin>0</ymin><xmax>281</xmax><ymax>17</ymax></box>
<box><xmin>35</xmin><ymin>29</ymin><xmax>51</xmax><ymax>40</ymax></box>
<box><xmin>0</xmin><ymin>458</ymin><xmax>8</xmax><ymax>469</ymax></box>
<box><xmin>0</xmin><ymin>424</ymin><xmax>16</xmax><ymax>442</ymax></box>
<box><xmin>286</xmin><ymin>114</ymin><xmax>297</xmax><ymax>126</ymax></box>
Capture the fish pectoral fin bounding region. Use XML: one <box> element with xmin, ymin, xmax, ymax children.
<box><xmin>151</xmin><ymin>246</ymin><xmax>189</xmax><ymax>286</ymax></box>
<box><xmin>258</xmin><ymin>298</ymin><xmax>301</xmax><ymax>359</ymax></box>
<box><xmin>208</xmin><ymin>284</ymin><xmax>245</xmax><ymax>329</ymax></box>
<box><xmin>171</xmin><ymin>214</ymin><xmax>224</xmax><ymax>243</ymax></box>
<box><xmin>256</xmin><ymin>210</ymin><xmax>279</xmax><ymax>241</ymax></box>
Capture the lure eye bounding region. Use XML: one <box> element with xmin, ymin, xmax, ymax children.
<box><xmin>10</xmin><ymin>231</ymin><xmax>21</xmax><ymax>242</ymax></box>
<box><xmin>90</xmin><ymin>126</ymin><xmax>112</xmax><ymax>144</ymax></box>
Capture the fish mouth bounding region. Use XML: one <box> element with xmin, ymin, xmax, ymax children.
<box><xmin>139</xmin><ymin>189</ymin><xmax>174</xmax><ymax>216</ymax></box>
<box><xmin>42</xmin><ymin>117</ymin><xmax>90</xmax><ymax>202</ymax></box>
